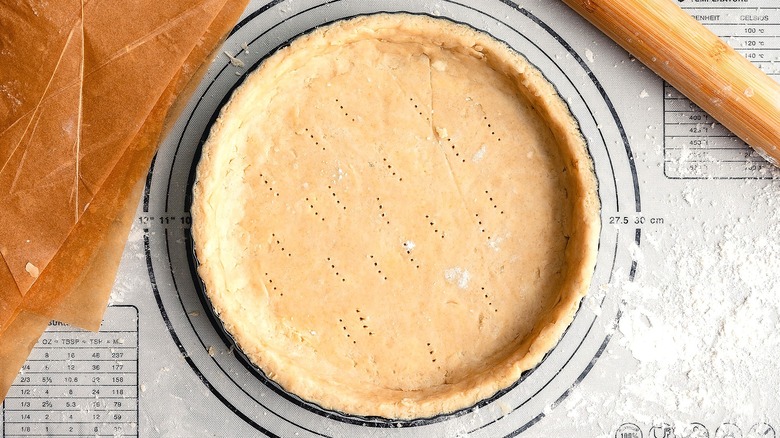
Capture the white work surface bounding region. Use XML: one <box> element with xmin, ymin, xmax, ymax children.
<box><xmin>2</xmin><ymin>1</ymin><xmax>780</xmax><ymax>437</ymax></box>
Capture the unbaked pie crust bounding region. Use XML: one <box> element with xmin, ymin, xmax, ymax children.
<box><xmin>192</xmin><ymin>13</ymin><xmax>600</xmax><ymax>419</ymax></box>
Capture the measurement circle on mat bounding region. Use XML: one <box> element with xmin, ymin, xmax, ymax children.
<box><xmin>609</xmin><ymin>216</ymin><xmax>665</xmax><ymax>225</ymax></box>
<box><xmin>664</xmin><ymin>3</ymin><xmax>780</xmax><ymax>180</ymax></box>
<box><xmin>141</xmin><ymin>0</ymin><xmax>641</xmax><ymax>436</ymax></box>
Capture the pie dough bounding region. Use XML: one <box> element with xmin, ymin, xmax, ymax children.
<box><xmin>192</xmin><ymin>13</ymin><xmax>600</xmax><ymax>419</ymax></box>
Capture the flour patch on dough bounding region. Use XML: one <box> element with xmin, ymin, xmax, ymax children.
<box><xmin>472</xmin><ymin>145</ymin><xmax>487</xmax><ymax>163</ymax></box>
<box><xmin>444</xmin><ymin>267</ymin><xmax>471</xmax><ymax>289</ymax></box>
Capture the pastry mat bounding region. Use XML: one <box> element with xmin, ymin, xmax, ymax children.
<box><xmin>2</xmin><ymin>0</ymin><xmax>779</xmax><ymax>436</ymax></box>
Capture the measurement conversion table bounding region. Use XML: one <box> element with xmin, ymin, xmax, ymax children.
<box><xmin>664</xmin><ymin>1</ymin><xmax>780</xmax><ymax>179</ymax></box>
<box><xmin>1</xmin><ymin>306</ymin><xmax>139</xmax><ymax>437</ymax></box>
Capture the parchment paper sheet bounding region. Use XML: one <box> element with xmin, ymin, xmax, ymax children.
<box><xmin>1</xmin><ymin>0</ymin><xmax>229</xmax><ymax>327</ymax></box>
<box><xmin>0</xmin><ymin>0</ymin><xmax>249</xmax><ymax>400</ymax></box>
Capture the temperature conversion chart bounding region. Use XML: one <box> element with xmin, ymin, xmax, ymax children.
<box><xmin>664</xmin><ymin>1</ymin><xmax>780</xmax><ymax>179</ymax></box>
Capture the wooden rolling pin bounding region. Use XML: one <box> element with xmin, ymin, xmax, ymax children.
<box><xmin>562</xmin><ymin>0</ymin><xmax>780</xmax><ymax>167</ymax></box>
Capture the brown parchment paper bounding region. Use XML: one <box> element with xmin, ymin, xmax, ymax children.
<box><xmin>0</xmin><ymin>0</ymin><xmax>84</xmax><ymax>323</ymax></box>
<box><xmin>0</xmin><ymin>0</ymin><xmax>230</xmax><ymax>330</ymax></box>
<box><xmin>52</xmin><ymin>178</ymin><xmax>145</xmax><ymax>330</ymax></box>
<box><xmin>0</xmin><ymin>0</ymin><xmax>249</xmax><ymax>400</ymax></box>
<box><xmin>0</xmin><ymin>72</ymin><xmax>173</xmax><ymax>399</ymax></box>
<box><xmin>50</xmin><ymin>0</ymin><xmax>249</xmax><ymax>330</ymax></box>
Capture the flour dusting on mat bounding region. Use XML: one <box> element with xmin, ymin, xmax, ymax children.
<box><xmin>566</xmin><ymin>182</ymin><xmax>780</xmax><ymax>428</ymax></box>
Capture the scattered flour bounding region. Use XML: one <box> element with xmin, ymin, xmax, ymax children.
<box><xmin>562</xmin><ymin>181</ymin><xmax>780</xmax><ymax>432</ymax></box>
<box><xmin>444</xmin><ymin>267</ymin><xmax>471</xmax><ymax>289</ymax></box>
<box><xmin>585</xmin><ymin>48</ymin><xmax>595</xmax><ymax>63</ymax></box>
<box><xmin>471</xmin><ymin>145</ymin><xmax>487</xmax><ymax>163</ymax></box>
